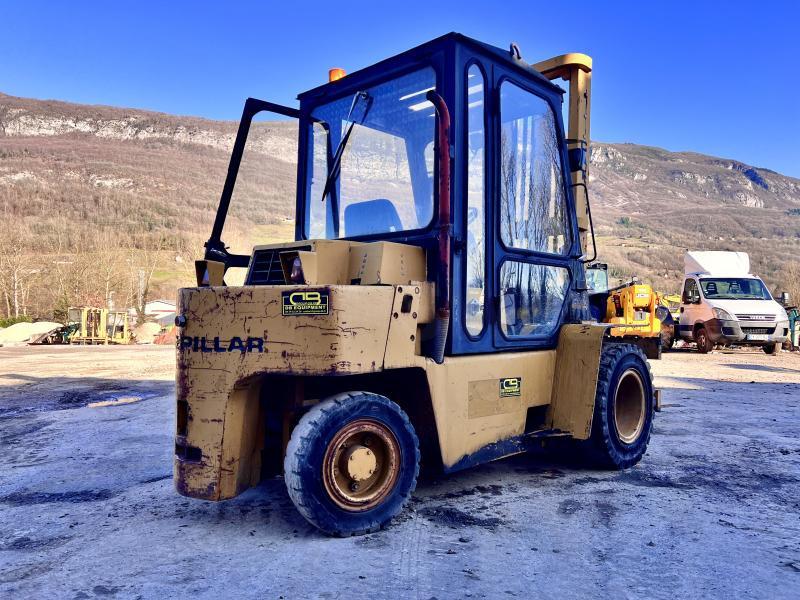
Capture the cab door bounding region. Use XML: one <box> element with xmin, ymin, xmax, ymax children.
<box><xmin>491</xmin><ymin>75</ymin><xmax>576</xmax><ymax>350</ymax></box>
<box><xmin>679</xmin><ymin>277</ymin><xmax>700</xmax><ymax>339</ymax></box>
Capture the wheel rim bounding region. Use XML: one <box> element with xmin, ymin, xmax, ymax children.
<box><xmin>614</xmin><ymin>369</ymin><xmax>646</xmax><ymax>445</ymax></box>
<box><xmin>697</xmin><ymin>331</ymin><xmax>706</xmax><ymax>349</ymax></box>
<box><xmin>322</xmin><ymin>419</ymin><xmax>400</xmax><ymax>512</ymax></box>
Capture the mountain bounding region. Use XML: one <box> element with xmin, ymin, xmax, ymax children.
<box><xmin>1</xmin><ymin>91</ymin><xmax>799</xmax><ymax>319</ymax></box>
<box><xmin>588</xmin><ymin>143</ymin><xmax>800</xmax><ymax>292</ymax></box>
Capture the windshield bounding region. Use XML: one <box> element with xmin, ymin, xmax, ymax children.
<box><xmin>305</xmin><ymin>67</ymin><xmax>437</xmax><ymax>239</ymax></box>
<box><xmin>700</xmin><ymin>277</ymin><xmax>772</xmax><ymax>300</ymax></box>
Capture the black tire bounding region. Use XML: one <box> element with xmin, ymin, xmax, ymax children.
<box><xmin>581</xmin><ymin>343</ymin><xmax>655</xmax><ymax>469</ymax></box>
<box><xmin>660</xmin><ymin>327</ymin><xmax>674</xmax><ymax>351</ymax></box>
<box><xmin>695</xmin><ymin>327</ymin><xmax>713</xmax><ymax>354</ymax></box>
<box><xmin>284</xmin><ymin>391</ymin><xmax>419</xmax><ymax>536</ymax></box>
<box><xmin>763</xmin><ymin>343</ymin><xmax>779</xmax><ymax>355</ymax></box>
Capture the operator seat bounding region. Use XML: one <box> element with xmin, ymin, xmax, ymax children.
<box><xmin>344</xmin><ymin>199</ymin><xmax>403</xmax><ymax>237</ymax></box>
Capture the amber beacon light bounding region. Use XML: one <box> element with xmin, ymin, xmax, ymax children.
<box><xmin>328</xmin><ymin>68</ymin><xmax>346</xmax><ymax>82</ymax></box>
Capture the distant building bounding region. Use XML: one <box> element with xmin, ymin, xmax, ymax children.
<box><xmin>129</xmin><ymin>299</ymin><xmax>176</xmax><ymax>323</ymax></box>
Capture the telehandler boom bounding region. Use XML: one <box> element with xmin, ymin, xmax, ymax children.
<box><xmin>174</xmin><ymin>33</ymin><xmax>656</xmax><ymax>536</ymax></box>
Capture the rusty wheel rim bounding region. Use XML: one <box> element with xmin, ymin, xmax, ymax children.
<box><xmin>322</xmin><ymin>419</ymin><xmax>400</xmax><ymax>512</ymax></box>
<box><xmin>614</xmin><ymin>369</ymin><xmax>646</xmax><ymax>445</ymax></box>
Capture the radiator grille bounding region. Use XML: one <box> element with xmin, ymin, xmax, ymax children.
<box><xmin>246</xmin><ymin>246</ymin><xmax>310</xmax><ymax>285</ymax></box>
<box><xmin>735</xmin><ymin>314</ymin><xmax>775</xmax><ymax>321</ymax></box>
<box><xmin>741</xmin><ymin>327</ymin><xmax>775</xmax><ymax>335</ymax></box>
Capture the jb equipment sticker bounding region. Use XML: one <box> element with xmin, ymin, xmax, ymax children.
<box><xmin>282</xmin><ymin>290</ymin><xmax>330</xmax><ymax>316</ymax></box>
<box><xmin>499</xmin><ymin>377</ymin><xmax>522</xmax><ymax>397</ymax></box>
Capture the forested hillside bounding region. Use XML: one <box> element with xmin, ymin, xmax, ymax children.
<box><xmin>1</xmin><ymin>91</ymin><xmax>799</xmax><ymax>320</ymax></box>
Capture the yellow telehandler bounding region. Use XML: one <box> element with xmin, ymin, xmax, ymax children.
<box><xmin>586</xmin><ymin>265</ymin><xmax>673</xmax><ymax>358</ymax></box>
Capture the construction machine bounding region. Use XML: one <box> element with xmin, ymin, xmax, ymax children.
<box><xmin>586</xmin><ymin>264</ymin><xmax>670</xmax><ymax>358</ymax></box>
<box><xmin>174</xmin><ymin>34</ymin><xmax>656</xmax><ymax>536</ymax></box>
<box><xmin>660</xmin><ymin>293</ymin><xmax>682</xmax><ymax>322</ymax></box>
<box><xmin>68</xmin><ymin>307</ymin><xmax>131</xmax><ymax>345</ymax></box>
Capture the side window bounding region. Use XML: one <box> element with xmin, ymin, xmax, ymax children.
<box><xmin>499</xmin><ymin>81</ymin><xmax>569</xmax><ymax>255</ymax></box>
<box><xmin>308</xmin><ymin>122</ymin><xmax>331</xmax><ymax>239</ymax></box>
<box><xmin>465</xmin><ymin>65</ymin><xmax>486</xmax><ymax>336</ymax></box>
<box><xmin>499</xmin><ymin>262</ymin><xmax>569</xmax><ymax>337</ymax></box>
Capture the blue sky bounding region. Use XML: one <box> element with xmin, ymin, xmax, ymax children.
<box><xmin>2</xmin><ymin>1</ymin><xmax>798</xmax><ymax>177</ymax></box>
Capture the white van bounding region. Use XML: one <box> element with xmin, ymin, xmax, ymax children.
<box><xmin>677</xmin><ymin>251</ymin><xmax>790</xmax><ymax>354</ymax></box>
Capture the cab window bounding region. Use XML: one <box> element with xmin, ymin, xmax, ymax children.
<box><xmin>499</xmin><ymin>81</ymin><xmax>569</xmax><ymax>255</ymax></box>
<box><xmin>682</xmin><ymin>279</ymin><xmax>700</xmax><ymax>302</ymax></box>
<box><xmin>499</xmin><ymin>262</ymin><xmax>570</xmax><ymax>337</ymax></box>
<box><xmin>305</xmin><ymin>67</ymin><xmax>437</xmax><ymax>239</ymax></box>
<box><xmin>465</xmin><ymin>64</ymin><xmax>486</xmax><ymax>336</ymax></box>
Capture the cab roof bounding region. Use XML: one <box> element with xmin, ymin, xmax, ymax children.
<box><xmin>297</xmin><ymin>32</ymin><xmax>564</xmax><ymax>102</ymax></box>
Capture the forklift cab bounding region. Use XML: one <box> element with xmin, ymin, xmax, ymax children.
<box><xmin>205</xmin><ymin>32</ymin><xmax>592</xmax><ymax>359</ymax></box>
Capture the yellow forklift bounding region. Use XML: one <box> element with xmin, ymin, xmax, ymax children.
<box><xmin>174</xmin><ymin>34</ymin><xmax>657</xmax><ymax>536</ymax></box>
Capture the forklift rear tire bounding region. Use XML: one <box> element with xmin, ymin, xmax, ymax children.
<box><xmin>284</xmin><ymin>391</ymin><xmax>420</xmax><ymax>536</ymax></box>
<box><xmin>695</xmin><ymin>327</ymin><xmax>713</xmax><ymax>354</ymax></box>
<box><xmin>581</xmin><ymin>343</ymin><xmax>654</xmax><ymax>469</ymax></box>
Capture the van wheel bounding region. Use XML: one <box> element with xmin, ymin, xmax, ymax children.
<box><xmin>581</xmin><ymin>343</ymin><xmax>654</xmax><ymax>469</ymax></box>
<box><xmin>763</xmin><ymin>343</ymin><xmax>779</xmax><ymax>355</ymax></box>
<box><xmin>695</xmin><ymin>327</ymin><xmax>713</xmax><ymax>353</ymax></box>
<box><xmin>284</xmin><ymin>392</ymin><xmax>419</xmax><ymax>537</ymax></box>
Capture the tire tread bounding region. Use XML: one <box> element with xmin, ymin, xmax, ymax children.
<box><xmin>284</xmin><ymin>391</ymin><xmax>420</xmax><ymax>537</ymax></box>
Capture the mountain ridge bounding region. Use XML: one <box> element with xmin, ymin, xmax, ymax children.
<box><xmin>1</xmin><ymin>91</ymin><xmax>798</xmax><ymax>318</ymax></box>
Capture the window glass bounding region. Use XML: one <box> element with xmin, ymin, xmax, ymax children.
<box><xmin>308</xmin><ymin>122</ymin><xmax>332</xmax><ymax>239</ymax></box>
<box><xmin>499</xmin><ymin>262</ymin><xmax>569</xmax><ymax>337</ymax></box>
<box><xmin>699</xmin><ymin>278</ymin><xmax>771</xmax><ymax>300</ymax></box>
<box><xmin>585</xmin><ymin>265</ymin><xmax>609</xmax><ymax>293</ymax></box>
<box><xmin>465</xmin><ymin>65</ymin><xmax>485</xmax><ymax>336</ymax></box>
<box><xmin>306</xmin><ymin>67</ymin><xmax>436</xmax><ymax>238</ymax></box>
<box><xmin>499</xmin><ymin>81</ymin><xmax>569</xmax><ymax>254</ymax></box>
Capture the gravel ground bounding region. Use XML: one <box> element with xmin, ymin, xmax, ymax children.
<box><xmin>1</xmin><ymin>345</ymin><xmax>799</xmax><ymax>599</ymax></box>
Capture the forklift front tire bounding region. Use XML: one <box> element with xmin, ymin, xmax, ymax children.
<box><xmin>581</xmin><ymin>343</ymin><xmax>654</xmax><ymax>469</ymax></box>
<box><xmin>284</xmin><ymin>392</ymin><xmax>420</xmax><ymax>536</ymax></box>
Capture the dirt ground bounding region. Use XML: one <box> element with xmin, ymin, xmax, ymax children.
<box><xmin>1</xmin><ymin>345</ymin><xmax>798</xmax><ymax>599</ymax></box>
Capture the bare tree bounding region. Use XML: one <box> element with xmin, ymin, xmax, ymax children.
<box><xmin>0</xmin><ymin>230</ymin><xmax>42</xmax><ymax>318</ymax></box>
<box><xmin>126</xmin><ymin>231</ymin><xmax>168</xmax><ymax>322</ymax></box>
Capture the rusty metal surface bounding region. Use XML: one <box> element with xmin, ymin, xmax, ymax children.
<box><xmin>175</xmin><ymin>284</ymin><xmax>398</xmax><ymax>500</ymax></box>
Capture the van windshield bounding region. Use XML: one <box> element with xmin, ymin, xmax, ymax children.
<box><xmin>700</xmin><ymin>278</ymin><xmax>771</xmax><ymax>300</ymax></box>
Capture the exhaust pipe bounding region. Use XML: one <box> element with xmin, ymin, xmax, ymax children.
<box><xmin>426</xmin><ymin>91</ymin><xmax>451</xmax><ymax>364</ymax></box>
